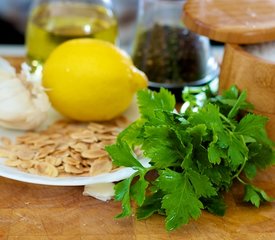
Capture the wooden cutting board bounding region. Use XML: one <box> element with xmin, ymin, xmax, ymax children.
<box><xmin>0</xmin><ymin>57</ymin><xmax>275</xmax><ymax>240</ymax></box>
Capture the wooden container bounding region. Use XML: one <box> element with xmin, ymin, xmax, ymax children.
<box><xmin>219</xmin><ymin>44</ymin><xmax>275</xmax><ymax>139</ymax></box>
<box><xmin>183</xmin><ymin>0</ymin><xmax>275</xmax><ymax>140</ymax></box>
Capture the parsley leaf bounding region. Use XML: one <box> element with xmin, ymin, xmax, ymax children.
<box><xmin>243</xmin><ymin>184</ymin><xmax>274</xmax><ymax>208</ymax></box>
<box><xmin>227</xmin><ymin>90</ymin><xmax>247</xmax><ymax>119</ymax></box>
<box><xmin>228</xmin><ymin>134</ymin><xmax>248</xmax><ymax>168</ymax></box>
<box><xmin>186</xmin><ymin>169</ymin><xmax>217</xmax><ymax>198</ymax></box>
<box><xmin>142</xmin><ymin>126</ymin><xmax>185</xmax><ymax>168</ymax></box>
<box><xmin>114</xmin><ymin>177</ymin><xmax>134</xmax><ymax>218</ymax></box>
<box><xmin>107</xmin><ymin>87</ymin><xmax>275</xmax><ymax>231</ymax></box>
<box><xmin>243</xmin><ymin>162</ymin><xmax>257</xmax><ymax>180</ymax></box>
<box><xmin>236</xmin><ymin>114</ymin><xmax>271</xmax><ymax>145</ymax></box>
<box><xmin>105</xmin><ymin>140</ymin><xmax>143</xmax><ymax>169</ymax></box>
<box><xmin>137</xmin><ymin>88</ymin><xmax>175</xmax><ymax>120</ymax></box>
<box><xmin>136</xmin><ymin>191</ymin><xmax>164</xmax><ymax>220</ymax></box>
<box><xmin>117</xmin><ymin>120</ymin><xmax>145</xmax><ymax>146</ymax></box>
<box><xmin>202</xmin><ymin>196</ymin><xmax>227</xmax><ymax>216</ymax></box>
<box><xmin>130</xmin><ymin>175</ymin><xmax>149</xmax><ymax>206</ymax></box>
<box><xmin>157</xmin><ymin>170</ymin><xmax>204</xmax><ymax>230</ymax></box>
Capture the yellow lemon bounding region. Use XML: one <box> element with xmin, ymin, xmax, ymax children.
<box><xmin>42</xmin><ymin>38</ymin><xmax>147</xmax><ymax>121</ymax></box>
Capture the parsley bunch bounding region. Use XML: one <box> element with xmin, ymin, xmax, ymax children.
<box><xmin>106</xmin><ymin>86</ymin><xmax>275</xmax><ymax>231</ymax></box>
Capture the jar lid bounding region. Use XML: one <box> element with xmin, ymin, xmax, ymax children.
<box><xmin>183</xmin><ymin>0</ymin><xmax>275</xmax><ymax>44</ymax></box>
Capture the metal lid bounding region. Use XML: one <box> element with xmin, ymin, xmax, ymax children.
<box><xmin>183</xmin><ymin>0</ymin><xmax>275</xmax><ymax>44</ymax></box>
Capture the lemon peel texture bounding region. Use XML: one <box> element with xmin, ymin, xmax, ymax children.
<box><xmin>42</xmin><ymin>38</ymin><xmax>148</xmax><ymax>121</ymax></box>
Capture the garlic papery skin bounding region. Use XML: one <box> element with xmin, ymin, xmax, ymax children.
<box><xmin>0</xmin><ymin>58</ymin><xmax>51</xmax><ymax>130</ymax></box>
<box><xmin>0</xmin><ymin>58</ymin><xmax>16</xmax><ymax>78</ymax></box>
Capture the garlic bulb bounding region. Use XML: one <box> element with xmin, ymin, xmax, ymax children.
<box><xmin>0</xmin><ymin>57</ymin><xmax>51</xmax><ymax>130</ymax></box>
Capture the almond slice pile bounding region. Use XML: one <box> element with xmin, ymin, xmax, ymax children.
<box><xmin>0</xmin><ymin>117</ymin><xmax>128</xmax><ymax>177</ymax></box>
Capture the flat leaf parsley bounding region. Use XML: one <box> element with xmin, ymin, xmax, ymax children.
<box><xmin>106</xmin><ymin>86</ymin><xmax>275</xmax><ymax>231</ymax></box>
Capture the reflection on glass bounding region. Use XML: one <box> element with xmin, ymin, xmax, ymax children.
<box><xmin>26</xmin><ymin>0</ymin><xmax>118</xmax><ymax>69</ymax></box>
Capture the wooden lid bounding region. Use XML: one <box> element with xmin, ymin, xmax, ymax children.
<box><xmin>183</xmin><ymin>0</ymin><xmax>275</xmax><ymax>44</ymax></box>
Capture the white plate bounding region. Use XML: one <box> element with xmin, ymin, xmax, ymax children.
<box><xmin>0</xmin><ymin>98</ymin><xmax>140</xmax><ymax>186</ymax></box>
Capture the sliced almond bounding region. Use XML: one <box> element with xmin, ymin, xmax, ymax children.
<box><xmin>95</xmin><ymin>134</ymin><xmax>117</xmax><ymax>141</ymax></box>
<box><xmin>15</xmin><ymin>149</ymin><xmax>36</xmax><ymax>161</ymax></box>
<box><xmin>69</xmin><ymin>150</ymin><xmax>82</xmax><ymax>161</ymax></box>
<box><xmin>63</xmin><ymin>157</ymin><xmax>80</xmax><ymax>166</ymax></box>
<box><xmin>64</xmin><ymin>163</ymin><xmax>84</xmax><ymax>174</ymax></box>
<box><xmin>19</xmin><ymin>160</ymin><xmax>35</xmax><ymax>169</ymax></box>
<box><xmin>5</xmin><ymin>159</ymin><xmax>21</xmax><ymax>167</ymax></box>
<box><xmin>70</xmin><ymin>142</ymin><xmax>89</xmax><ymax>152</ymax></box>
<box><xmin>36</xmin><ymin>145</ymin><xmax>56</xmax><ymax>159</ymax></box>
<box><xmin>81</xmin><ymin>149</ymin><xmax>108</xmax><ymax>159</ymax></box>
<box><xmin>2</xmin><ymin>116</ymin><xmax>127</xmax><ymax>178</ymax></box>
<box><xmin>0</xmin><ymin>137</ymin><xmax>12</xmax><ymax>146</ymax></box>
<box><xmin>35</xmin><ymin>162</ymin><xmax>59</xmax><ymax>177</ymax></box>
<box><xmin>89</xmin><ymin>158</ymin><xmax>113</xmax><ymax>176</ymax></box>
<box><xmin>0</xmin><ymin>148</ymin><xmax>11</xmax><ymax>158</ymax></box>
<box><xmin>45</xmin><ymin>156</ymin><xmax>62</xmax><ymax>166</ymax></box>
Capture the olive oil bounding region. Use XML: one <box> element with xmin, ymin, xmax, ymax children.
<box><xmin>26</xmin><ymin>2</ymin><xmax>118</xmax><ymax>68</ymax></box>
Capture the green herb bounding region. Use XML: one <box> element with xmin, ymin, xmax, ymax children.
<box><xmin>106</xmin><ymin>86</ymin><xmax>275</xmax><ymax>231</ymax></box>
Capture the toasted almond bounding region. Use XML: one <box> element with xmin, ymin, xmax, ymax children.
<box><xmin>95</xmin><ymin>134</ymin><xmax>117</xmax><ymax>141</ymax></box>
<box><xmin>5</xmin><ymin>159</ymin><xmax>21</xmax><ymax>167</ymax></box>
<box><xmin>89</xmin><ymin>158</ymin><xmax>113</xmax><ymax>176</ymax></box>
<box><xmin>33</xmin><ymin>139</ymin><xmax>56</xmax><ymax>148</ymax></box>
<box><xmin>2</xmin><ymin>116</ymin><xmax>127</xmax><ymax>177</ymax></box>
<box><xmin>36</xmin><ymin>145</ymin><xmax>56</xmax><ymax>159</ymax></box>
<box><xmin>88</xmin><ymin>125</ymin><xmax>119</xmax><ymax>134</ymax></box>
<box><xmin>88</xmin><ymin>122</ymin><xmax>106</xmax><ymax>130</ymax></box>
<box><xmin>70</xmin><ymin>130</ymin><xmax>93</xmax><ymax>140</ymax></box>
<box><xmin>19</xmin><ymin>160</ymin><xmax>35</xmax><ymax>169</ymax></box>
<box><xmin>81</xmin><ymin>149</ymin><xmax>108</xmax><ymax>159</ymax></box>
<box><xmin>56</xmin><ymin>142</ymin><xmax>71</xmax><ymax>151</ymax></box>
<box><xmin>28</xmin><ymin>168</ymin><xmax>39</xmax><ymax>175</ymax></box>
<box><xmin>80</xmin><ymin>137</ymin><xmax>98</xmax><ymax>144</ymax></box>
<box><xmin>0</xmin><ymin>137</ymin><xmax>12</xmax><ymax>146</ymax></box>
<box><xmin>0</xmin><ymin>148</ymin><xmax>11</xmax><ymax>158</ymax></box>
<box><xmin>15</xmin><ymin>149</ymin><xmax>36</xmax><ymax>161</ymax></box>
<box><xmin>69</xmin><ymin>150</ymin><xmax>82</xmax><ymax>161</ymax></box>
<box><xmin>64</xmin><ymin>163</ymin><xmax>84</xmax><ymax>174</ymax></box>
<box><xmin>70</xmin><ymin>142</ymin><xmax>89</xmax><ymax>152</ymax></box>
<box><xmin>45</xmin><ymin>156</ymin><xmax>62</xmax><ymax>166</ymax></box>
<box><xmin>35</xmin><ymin>162</ymin><xmax>59</xmax><ymax>177</ymax></box>
<box><xmin>63</xmin><ymin>157</ymin><xmax>80</xmax><ymax>166</ymax></box>
<box><xmin>51</xmin><ymin>150</ymin><xmax>70</xmax><ymax>159</ymax></box>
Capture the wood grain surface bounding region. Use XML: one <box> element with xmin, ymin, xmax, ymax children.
<box><xmin>0</xmin><ymin>57</ymin><xmax>275</xmax><ymax>239</ymax></box>
<box><xmin>1</xmin><ymin>168</ymin><xmax>275</xmax><ymax>240</ymax></box>
<box><xmin>183</xmin><ymin>0</ymin><xmax>275</xmax><ymax>44</ymax></box>
<box><xmin>219</xmin><ymin>44</ymin><xmax>275</xmax><ymax>141</ymax></box>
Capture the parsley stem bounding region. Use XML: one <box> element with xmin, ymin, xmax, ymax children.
<box><xmin>232</xmin><ymin>159</ymin><xmax>247</xmax><ymax>180</ymax></box>
<box><xmin>219</xmin><ymin>113</ymin><xmax>236</xmax><ymax>130</ymax></box>
<box><xmin>237</xmin><ymin>176</ymin><xmax>247</xmax><ymax>185</ymax></box>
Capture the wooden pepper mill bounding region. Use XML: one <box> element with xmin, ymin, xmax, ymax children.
<box><xmin>183</xmin><ymin>0</ymin><xmax>275</xmax><ymax>140</ymax></box>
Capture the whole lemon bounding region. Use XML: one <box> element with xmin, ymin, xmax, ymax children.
<box><xmin>42</xmin><ymin>38</ymin><xmax>147</xmax><ymax>121</ymax></box>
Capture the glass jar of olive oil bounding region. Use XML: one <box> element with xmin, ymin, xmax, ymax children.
<box><xmin>26</xmin><ymin>0</ymin><xmax>118</xmax><ymax>69</ymax></box>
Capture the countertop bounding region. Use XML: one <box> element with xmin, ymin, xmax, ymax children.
<box><xmin>1</xmin><ymin>167</ymin><xmax>275</xmax><ymax>239</ymax></box>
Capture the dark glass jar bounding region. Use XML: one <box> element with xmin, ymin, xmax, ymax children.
<box><xmin>132</xmin><ymin>0</ymin><xmax>219</xmax><ymax>99</ymax></box>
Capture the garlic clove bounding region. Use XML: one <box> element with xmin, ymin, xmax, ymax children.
<box><xmin>83</xmin><ymin>183</ymin><xmax>115</xmax><ymax>201</ymax></box>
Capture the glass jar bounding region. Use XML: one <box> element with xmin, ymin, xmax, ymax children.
<box><xmin>132</xmin><ymin>0</ymin><xmax>219</xmax><ymax>97</ymax></box>
<box><xmin>26</xmin><ymin>0</ymin><xmax>118</xmax><ymax>69</ymax></box>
